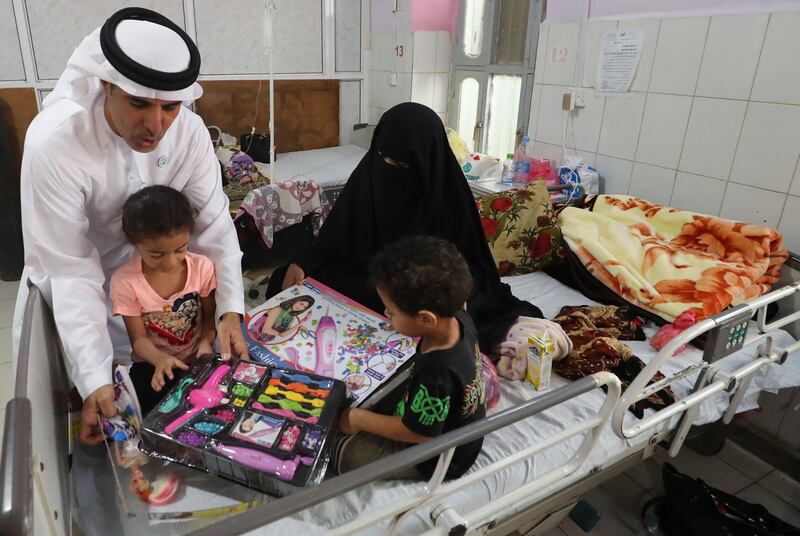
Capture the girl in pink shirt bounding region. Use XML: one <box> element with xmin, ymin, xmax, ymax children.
<box><xmin>110</xmin><ymin>186</ymin><xmax>217</xmax><ymax>415</ymax></box>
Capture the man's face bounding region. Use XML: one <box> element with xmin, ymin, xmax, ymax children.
<box><xmin>102</xmin><ymin>82</ymin><xmax>181</xmax><ymax>153</ymax></box>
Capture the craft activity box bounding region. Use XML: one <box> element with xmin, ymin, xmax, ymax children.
<box><xmin>242</xmin><ymin>278</ymin><xmax>417</xmax><ymax>407</ymax></box>
<box><xmin>140</xmin><ymin>355</ymin><xmax>346</xmax><ymax>497</ymax></box>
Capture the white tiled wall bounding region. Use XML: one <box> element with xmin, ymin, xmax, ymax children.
<box><xmin>2</xmin><ymin>0</ymin><xmax>366</xmax><ymax>143</ymax></box>
<box><xmin>368</xmin><ymin>30</ymin><xmax>451</xmax><ymax>125</ymax></box>
<box><xmin>528</xmin><ymin>12</ymin><xmax>800</xmax><ymax>253</ymax></box>
<box><xmin>367</xmin><ymin>30</ymin><xmax>413</xmax><ymax>124</ymax></box>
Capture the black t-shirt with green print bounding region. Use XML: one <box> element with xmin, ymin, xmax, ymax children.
<box><xmin>396</xmin><ymin>310</ymin><xmax>486</xmax><ymax>479</ymax></box>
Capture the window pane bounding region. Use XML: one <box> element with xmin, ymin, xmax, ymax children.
<box><xmin>486</xmin><ymin>75</ymin><xmax>521</xmax><ymax>158</ymax></box>
<box><xmin>457</xmin><ymin>78</ymin><xmax>480</xmax><ymax>152</ymax></box>
<box><xmin>463</xmin><ymin>0</ymin><xmax>485</xmax><ymax>59</ymax></box>
<box><xmin>493</xmin><ymin>0</ymin><xmax>530</xmax><ymax>64</ymax></box>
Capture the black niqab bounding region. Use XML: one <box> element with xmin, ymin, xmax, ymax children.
<box><xmin>294</xmin><ymin>103</ymin><xmax>542</xmax><ymax>350</ymax></box>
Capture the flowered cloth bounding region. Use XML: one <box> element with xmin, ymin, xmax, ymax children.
<box><xmin>474</xmin><ymin>181</ymin><xmax>566</xmax><ymax>276</ymax></box>
<box><xmin>558</xmin><ymin>195</ymin><xmax>788</xmax><ymax>322</ymax></box>
<box><xmin>234</xmin><ymin>179</ymin><xmax>331</xmax><ymax>249</ymax></box>
<box><xmin>552</xmin><ymin>305</ymin><xmax>675</xmax><ymax>418</ymax></box>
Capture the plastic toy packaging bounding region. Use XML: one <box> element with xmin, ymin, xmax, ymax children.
<box><xmin>140</xmin><ymin>355</ymin><xmax>346</xmax><ymax>497</ymax></box>
<box><xmin>101</xmin><ymin>366</ymin><xmax>179</xmax><ymax>505</ymax></box>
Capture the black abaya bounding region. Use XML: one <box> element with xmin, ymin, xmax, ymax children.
<box><xmin>276</xmin><ymin>103</ymin><xmax>543</xmax><ymax>351</ymax></box>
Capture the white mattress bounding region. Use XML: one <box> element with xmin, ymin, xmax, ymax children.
<box><xmin>269</xmin><ymin>145</ymin><xmax>367</xmax><ymax>189</ymax></box>
<box><xmin>85</xmin><ymin>272</ymin><xmax>800</xmax><ymax>535</ymax></box>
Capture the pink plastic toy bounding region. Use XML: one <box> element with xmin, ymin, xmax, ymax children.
<box><xmin>164</xmin><ymin>364</ymin><xmax>231</xmax><ymax>435</ymax></box>
<box><xmin>212</xmin><ymin>443</ymin><xmax>313</xmax><ymax>479</ymax></box>
<box><xmin>650</xmin><ymin>311</ymin><xmax>697</xmax><ymax>354</ymax></box>
<box><xmin>314</xmin><ymin>308</ymin><xmax>337</xmax><ymax>378</ymax></box>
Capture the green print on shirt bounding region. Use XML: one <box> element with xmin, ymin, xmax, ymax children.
<box><xmin>396</xmin><ymin>399</ymin><xmax>405</xmax><ymax>417</ymax></box>
<box><xmin>410</xmin><ymin>385</ymin><xmax>450</xmax><ymax>426</ymax></box>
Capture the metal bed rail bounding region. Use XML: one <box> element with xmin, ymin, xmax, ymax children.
<box><xmin>611</xmin><ymin>278</ymin><xmax>800</xmax><ymax>456</ymax></box>
<box><xmin>1</xmin><ymin>281</ymin><xmax>621</xmax><ymax>536</ymax></box>
<box><xmin>190</xmin><ymin>372</ymin><xmax>621</xmax><ymax>536</ymax></box>
<box><xmin>1</xmin><ymin>283</ymin><xmax>71</xmax><ymax>536</ymax></box>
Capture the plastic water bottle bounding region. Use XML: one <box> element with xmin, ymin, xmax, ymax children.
<box><xmin>501</xmin><ymin>153</ymin><xmax>515</xmax><ymax>186</ymax></box>
<box><xmin>513</xmin><ymin>136</ymin><xmax>532</xmax><ymax>185</ymax></box>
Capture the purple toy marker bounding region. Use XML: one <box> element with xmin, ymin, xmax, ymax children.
<box><xmin>314</xmin><ymin>308</ymin><xmax>337</xmax><ymax>378</ymax></box>
<box><xmin>212</xmin><ymin>443</ymin><xmax>313</xmax><ymax>480</ymax></box>
<box><xmin>251</xmin><ymin>402</ymin><xmax>319</xmax><ymax>424</ymax></box>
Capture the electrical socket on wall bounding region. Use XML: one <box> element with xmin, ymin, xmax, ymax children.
<box><xmin>389</xmin><ymin>73</ymin><xmax>398</xmax><ymax>86</ymax></box>
<box><xmin>561</xmin><ymin>89</ymin><xmax>586</xmax><ymax>111</ymax></box>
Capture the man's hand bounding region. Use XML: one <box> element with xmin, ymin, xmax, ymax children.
<box><xmin>282</xmin><ymin>263</ymin><xmax>305</xmax><ymax>290</ymax></box>
<box><xmin>197</xmin><ymin>334</ymin><xmax>216</xmax><ymax>357</ymax></box>
<box><xmin>151</xmin><ymin>355</ymin><xmax>190</xmax><ymax>391</ymax></box>
<box><xmin>79</xmin><ymin>384</ymin><xmax>117</xmax><ymax>445</ymax></box>
<box><xmin>218</xmin><ymin>312</ymin><xmax>247</xmax><ymax>360</ymax></box>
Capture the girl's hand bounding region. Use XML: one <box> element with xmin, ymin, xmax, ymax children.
<box><xmin>282</xmin><ymin>263</ymin><xmax>305</xmax><ymax>290</ymax></box>
<box><xmin>151</xmin><ymin>355</ymin><xmax>190</xmax><ymax>392</ymax></box>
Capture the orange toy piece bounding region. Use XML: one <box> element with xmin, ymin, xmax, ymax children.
<box><xmin>268</xmin><ymin>378</ymin><xmax>329</xmax><ymax>399</ymax></box>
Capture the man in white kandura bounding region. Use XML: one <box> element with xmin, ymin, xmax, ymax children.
<box><xmin>12</xmin><ymin>7</ymin><xmax>246</xmax><ymax>445</ymax></box>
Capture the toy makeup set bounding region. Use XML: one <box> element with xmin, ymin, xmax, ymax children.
<box><xmin>242</xmin><ymin>278</ymin><xmax>418</xmax><ymax>408</ymax></box>
<box><xmin>140</xmin><ymin>355</ymin><xmax>345</xmax><ymax>497</ymax></box>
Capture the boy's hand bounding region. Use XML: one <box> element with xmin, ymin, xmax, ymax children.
<box><xmin>338</xmin><ymin>408</ymin><xmax>362</xmax><ymax>435</ymax></box>
<box><xmin>282</xmin><ymin>263</ymin><xmax>305</xmax><ymax>290</ymax></box>
<box><xmin>151</xmin><ymin>355</ymin><xmax>190</xmax><ymax>392</ymax></box>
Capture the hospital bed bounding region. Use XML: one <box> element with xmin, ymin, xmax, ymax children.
<box><xmin>268</xmin><ymin>144</ymin><xmax>367</xmax><ymax>206</ymax></box>
<box><xmin>3</xmin><ymin>252</ymin><xmax>800</xmax><ymax>535</ymax></box>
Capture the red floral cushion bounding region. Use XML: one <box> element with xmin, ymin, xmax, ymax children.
<box><xmin>474</xmin><ymin>181</ymin><xmax>565</xmax><ymax>275</ymax></box>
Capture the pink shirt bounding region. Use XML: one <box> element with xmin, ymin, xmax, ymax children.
<box><xmin>110</xmin><ymin>252</ymin><xmax>217</xmax><ymax>363</ymax></box>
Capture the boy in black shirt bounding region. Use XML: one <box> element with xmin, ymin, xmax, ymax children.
<box><xmin>334</xmin><ymin>236</ymin><xmax>486</xmax><ymax>480</ymax></box>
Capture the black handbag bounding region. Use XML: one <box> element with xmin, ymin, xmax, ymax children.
<box><xmin>655</xmin><ymin>462</ymin><xmax>800</xmax><ymax>536</ymax></box>
<box><xmin>239</xmin><ymin>132</ymin><xmax>271</xmax><ymax>163</ymax></box>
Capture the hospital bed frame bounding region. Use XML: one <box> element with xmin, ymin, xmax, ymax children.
<box><xmin>3</xmin><ymin>254</ymin><xmax>799</xmax><ymax>536</ymax></box>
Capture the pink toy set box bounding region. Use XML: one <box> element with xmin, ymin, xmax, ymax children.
<box><xmin>140</xmin><ymin>279</ymin><xmax>415</xmax><ymax>496</ymax></box>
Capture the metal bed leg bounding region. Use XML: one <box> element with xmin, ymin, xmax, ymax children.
<box><xmin>669</xmin><ymin>368</ymin><xmax>713</xmax><ymax>457</ymax></box>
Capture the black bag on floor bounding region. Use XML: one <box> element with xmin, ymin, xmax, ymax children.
<box><xmin>657</xmin><ymin>462</ymin><xmax>800</xmax><ymax>536</ymax></box>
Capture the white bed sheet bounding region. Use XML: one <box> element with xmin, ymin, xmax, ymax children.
<box><xmin>107</xmin><ymin>272</ymin><xmax>800</xmax><ymax>535</ymax></box>
<box><xmin>269</xmin><ymin>145</ymin><xmax>366</xmax><ymax>188</ymax></box>
<box><xmin>261</xmin><ymin>271</ymin><xmax>800</xmax><ymax>535</ymax></box>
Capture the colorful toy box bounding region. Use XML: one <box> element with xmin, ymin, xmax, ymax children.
<box><xmin>242</xmin><ymin>278</ymin><xmax>417</xmax><ymax>407</ymax></box>
<box><xmin>140</xmin><ymin>355</ymin><xmax>346</xmax><ymax>497</ymax></box>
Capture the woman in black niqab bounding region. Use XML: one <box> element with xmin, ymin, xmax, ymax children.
<box><xmin>267</xmin><ymin>102</ymin><xmax>542</xmax><ymax>352</ymax></box>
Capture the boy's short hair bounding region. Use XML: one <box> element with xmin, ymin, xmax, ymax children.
<box><xmin>122</xmin><ymin>185</ymin><xmax>195</xmax><ymax>243</ymax></box>
<box><xmin>369</xmin><ymin>236</ymin><xmax>473</xmax><ymax>317</ymax></box>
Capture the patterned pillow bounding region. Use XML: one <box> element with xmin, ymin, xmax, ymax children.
<box><xmin>475</xmin><ymin>181</ymin><xmax>566</xmax><ymax>275</ymax></box>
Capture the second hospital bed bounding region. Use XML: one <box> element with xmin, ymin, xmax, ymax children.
<box><xmin>4</xmin><ymin>253</ymin><xmax>800</xmax><ymax>536</ymax></box>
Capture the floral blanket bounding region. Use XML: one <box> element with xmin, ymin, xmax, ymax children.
<box><xmin>234</xmin><ymin>179</ymin><xmax>331</xmax><ymax>249</ymax></box>
<box><xmin>558</xmin><ymin>196</ymin><xmax>788</xmax><ymax>322</ymax></box>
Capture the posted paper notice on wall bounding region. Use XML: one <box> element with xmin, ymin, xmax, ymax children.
<box><xmin>596</xmin><ymin>30</ymin><xmax>644</xmax><ymax>96</ymax></box>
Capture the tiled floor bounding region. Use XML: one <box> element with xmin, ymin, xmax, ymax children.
<box><xmin>2</xmin><ymin>276</ymin><xmax>800</xmax><ymax>535</ymax></box>
<box><xmin>540</xmin><ymin>438</ymin><xmax>800</xmax><ymax>535</ymax></box>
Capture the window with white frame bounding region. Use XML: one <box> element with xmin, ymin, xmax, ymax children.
<box><xmin>449</xmin><ymin>0</ymin><xmax>543</xmax><ymax>157</ymax></box>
